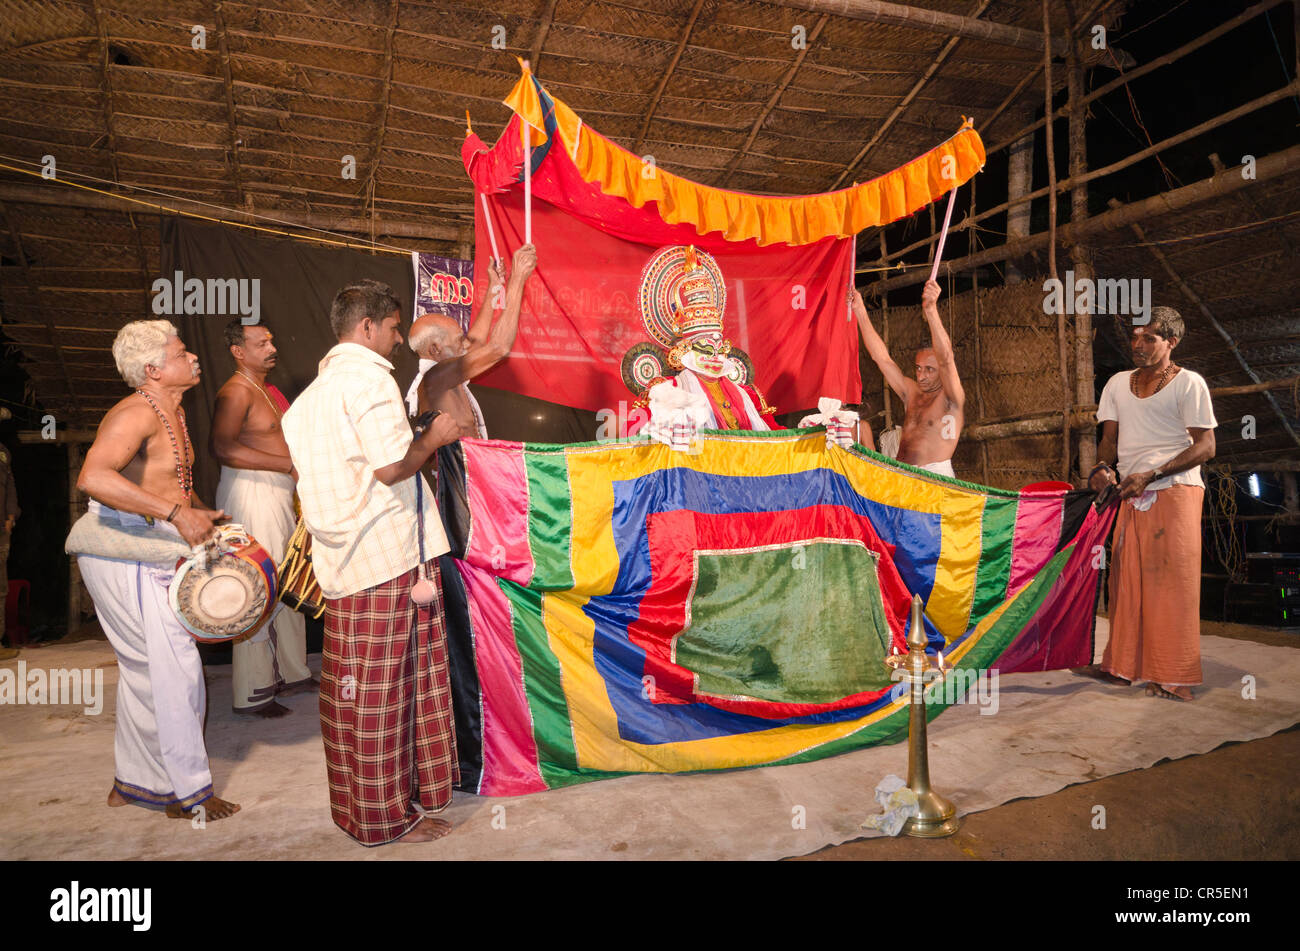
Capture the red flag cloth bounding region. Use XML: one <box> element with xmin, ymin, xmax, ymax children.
<box><xmin>467</xmin><ymin>120</ymin><xmax>858</xmax><ymax>415</ymax></box>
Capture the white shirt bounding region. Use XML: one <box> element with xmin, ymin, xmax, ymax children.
<box><xmin>282</xmin><ymin>343</ymin><xmax>449</xmax><ymax>598</ymax></box>
<box><xmin>1097</xmin><ymin>368</ymin><xmax>1218</xmax><ymax>490</ymax></box>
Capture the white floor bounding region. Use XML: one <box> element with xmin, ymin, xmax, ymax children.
<box><xmin>2</xmin><ymin>619</ymin><xmax>1297</xmax><ymax>860</ymax></box>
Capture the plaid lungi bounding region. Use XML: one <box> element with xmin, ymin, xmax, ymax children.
<box><xmin>320</xmin><ymin>559</ymin><xmax>459</xmax><ymax>846</ymax></box>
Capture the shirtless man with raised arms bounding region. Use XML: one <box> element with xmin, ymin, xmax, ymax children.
<box><xmin>852</xmin><ymin>279</ymin><xmax>965</xmax><ymax>476</ymax></box>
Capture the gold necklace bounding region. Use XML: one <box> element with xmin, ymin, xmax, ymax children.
<box><xmin>236</xmin><ymin>368</ymin><xmax>281</xmax><ymax>417</ymax></box>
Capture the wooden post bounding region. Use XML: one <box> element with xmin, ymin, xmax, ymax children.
<box><xmin>1066</xmin><ymin>2</ymin><xmax>1097</xmax><ymax>476</ymax></box>
<box><xmin>67</xmin><ymin>443</ymin><xmax>83</xmax><ymax>636</ymax></box>
<box><xmin>969</xmin><ymin>174</ymin><xmax>990</xmax><ymax>483</ymax></box>
<box><xmin>1005</xmin><ymin>131</ymin><xmax>1034</xmax><ymax>283</ymax></box>
<box><xmin>1042</xmin><ymin>0</ymin><xmax>1072</xmax><ymax>482</ymax></box>
<box><xmin>878</xmin><ymin>232</ymin><xmax>893</xmax><ymax>432</ymax></box>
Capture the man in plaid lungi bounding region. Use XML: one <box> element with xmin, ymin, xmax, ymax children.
<box><xmin>283</xmin><ymin>280</ymin><xmax>467</xmax><ymax>845</ymax></box>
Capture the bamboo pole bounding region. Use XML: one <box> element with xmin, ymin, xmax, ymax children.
<box><xmin>0</xmin><ymin>181</ymin><xmax>462</xmax><ymax>241</ymax></box>
<box><xmin>969</xmin><ymin>174</ymin><xmax>990</xmax><ymax>483</ymax></box>
<box><xmin>964</xmin><ymin>409</ymin><xmax>1097</xmax><ymax>441</ymax></box>
<box><xmin>1211</xmin><ymin>374</ymin><xmax>1300</xmax><ymax>397</ymax></box>
<box><xmin>1066</xmin><ymin>2</ymin><xmax>1097</xmax><ymax>476</ymax></box>
<box><xmin>769</xmin><ymin>0</ymin><xmax>1064</xmax><ymax>54</ymax></box>
<box><xmin>1110</xmin><ymin>198</ymin><xmax>1300</xmax><ymax>451</ymax></box>
<box><xmin>878</xmin><ymin>231</ymin><xmax>894</xmax><ymax>432</ymax></box>
<box><xmin>1043</xmin><ymin>0</ymin><xmax>1072</xmax><ymax>483</ymax></box>
<box><xmin>865</xmin><ymin>142</ymin><xmax>1300</xmax><ymax>294</ymax></box>
<box><xmin>981</xmin><ymin>0</ymin><xmax>1119</xmax><ymax>137</ymax></box>
<box><xmin>633</xmin><ymin>0</ymin><xmax>706</xmax><ymax>155</ymax></box>
<box><xmin>830</xmin><ymin>0</ymin><xmax>992</xmax><ymax>189</ymax></box>
<box><xmin>877</xmin><ymin>79</ymin><xmax>1300</xmax><ymax>267</ymax></box>
<box><xmin>984</xmin><ymin>0</ymin><xmax>1289</xmax><ymax>157</ymax></box>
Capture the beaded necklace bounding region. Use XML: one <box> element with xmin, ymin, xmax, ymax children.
<box><xmin>136</xmin><ymin>388</ymin><xmax>193</xmax><ymax>500</ymax></box>
<box><xmin>1130</xmin><ymin>363</ymin><xmax>1177</xmax><ymax>398</ymax></box>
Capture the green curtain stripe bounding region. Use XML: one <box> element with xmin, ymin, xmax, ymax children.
<box><xmin>970</xmin><ymin>495</ymin><xmax>1020</xmax><ymax>626</ymax></box>
<box><xmin>523</xmin><ymin>450</ymin><xmax>576</xmax><ymax>591</ymax></box>
<box><xmin>498</xmin><ymin>580</ymin><xmax>579</xmax><ymax>784</ymax></box>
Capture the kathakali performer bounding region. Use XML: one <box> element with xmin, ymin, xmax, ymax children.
<box><xmin>622</xmin><ymin>245</ymin><xmax>781</xmax><ymax>434</ymax></box>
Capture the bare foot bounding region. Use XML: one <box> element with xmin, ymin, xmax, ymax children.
<box><xmin>167</xmin><ymin>796</ymin><xmax>241</xmax><ymax>821</ymax></box>
<box><xmin>399</xmin><ymin>817</ymin><xmax>452</xmax><ymax>843</ymax></box>
<box><xmin>234</xmin><ymin>700</ymin><xmax>291</xmax><ymax>718</ymax></box>
<box><xmin>1145</xmin><ymin>682</ymin><xmax>1193</xmax><ymax>701</ymax></box>
<box><xmin>277</xmin><ymin>677</ymin><xmax>320</xmax><ymax>697</ymax></box>
<box><xmin>106</xmin><ymin>786</ymin><xmax>129</xmax><ymax>807</ymax></box>
<box><xmin>1078</xmin><ymin>665</ymin><xmax>1130</xmax><ymax>686</ymax></box>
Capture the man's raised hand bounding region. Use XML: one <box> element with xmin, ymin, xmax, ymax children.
<box><xmin>511</xmin><ymin>243</ymin><xmax>538</xmax><ymax>282</ymax></box>
<box><xmin>487</xmin><ymin>257</ymin><xmax>504</xmax><ymax>290</ymax></box>
<box><xmin>922</xmin><ymin>279</ymin><xmax>942</xmax><ymax>309</ymax></box>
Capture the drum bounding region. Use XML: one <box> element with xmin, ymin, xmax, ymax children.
<box><xmin>277</xmin><ymin>517</ymin><xmax>325</xmax><ymax>620</ymax></box>
<box><xmin>169</xmin><ymin>524</ymin><xmax>279</xmax><ymax>644</ymax></box>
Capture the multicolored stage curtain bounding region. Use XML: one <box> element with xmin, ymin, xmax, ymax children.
<box><xmin>460</xmin><ymin>65</ymin><xmax>986</xmax><ymax>416</ymax></box>
<box><xmin>447</xmin><ymin>432</ymin><xmax>1114</xmax><ymax>796</ymax></box>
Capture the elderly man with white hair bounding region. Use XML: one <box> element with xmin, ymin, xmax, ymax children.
<box><xmin>69</xmin><ymin>319</ymin><xmax>240</xmax><ymax>821</ymax></box>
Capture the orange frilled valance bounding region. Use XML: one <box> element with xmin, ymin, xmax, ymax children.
<box><xmin>500</xmin><ymin>65</ymin><xmax>985</xmax><ymax>248</ymax></box>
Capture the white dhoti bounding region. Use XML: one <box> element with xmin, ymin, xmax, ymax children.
<box><xmin>215</xmin><ymin>467</ymin><xmax>312</xmax><ymax>710</ymax></box>
<box><xmin>917</xmin><ymin>459</ymin><xmax>956</xmax><ymax>478</ymax></box>
<box><xmin>76</xmin><ymin>503</ymin><xmax>212</xmax><ymax>809</ymax></box>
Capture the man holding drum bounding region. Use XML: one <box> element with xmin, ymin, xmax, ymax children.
<box><xmin>73</xmin><ymin>319</ymin><xmax>240</xmax><ymax>821</ymax></box>
<box><xmin>283</xmin><ymin>280</ymin><xmax>467</xmax><ymax>846</ymax></box>
<box><xmin>211</xmin><ymin>319</ymin><xmax>315</xmax><ymax>717</ymax></box>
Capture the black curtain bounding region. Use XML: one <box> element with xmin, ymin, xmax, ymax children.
<box><xmin>161</xmin><ymin>218</ymin><xmax>417</xmax><ymax>504</ymax></box>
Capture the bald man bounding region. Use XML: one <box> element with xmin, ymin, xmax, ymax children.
<box><xmin>405</xmin><ymin>244</ymin><xmax>536</xmax><ymax>790</ymax></box>
<box><xmin>405</xmin><ymin>244</ymin><xmax>537</xmax><ymax>430</ymax></box>
<box><xmin>853</xmin><ymin>280</ymin><xmax>964</xmax><ymax>476</ymax></box>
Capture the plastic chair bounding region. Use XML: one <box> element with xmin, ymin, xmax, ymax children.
<box><xmin>5</xmin><ymin>578</ymin><xmax>29</xmax><ymax>646</ymax></box>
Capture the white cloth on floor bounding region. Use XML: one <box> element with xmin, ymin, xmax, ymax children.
<box><xmin>216</xmin><ymin>466</ymin><xmax>312</xmax><ymax>709</ymax></box>
<box><xmin>76</xmin><ymin>502</ymin><xmax>212</xmax><ymax>808</ymax></box>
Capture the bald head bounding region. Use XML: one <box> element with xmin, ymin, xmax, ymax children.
<box><xmin>409</xmin><ymin>313</ymin><xmax>467</xmax><ymax>361</ymax></box>
<box><xmin>914</xmin><ymin>347</ymin><xmax>941</xmax><ymax>393</ymax></box>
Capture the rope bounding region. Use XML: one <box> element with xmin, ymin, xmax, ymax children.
<box><xmin>0</xmin><ymin>156</ymin><xmax>413</xmax><ymax>256</ymax></box>
<box><xmin>1206</xmin><ymin>465</ymin><xmax>1245</xmax><ymax>583</ymax></box>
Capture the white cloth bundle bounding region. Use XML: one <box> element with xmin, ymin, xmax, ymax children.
<box><xmin>645</xmin><ymin>380</ymin><xmax>711</xmax><ymax>452</ymax></box>
<box><xmin>798</xmin><ymin>397</ymin><xmax>860</xmax><ymax>449</ymax></box>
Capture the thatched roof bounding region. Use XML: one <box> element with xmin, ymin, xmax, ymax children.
<box><xmin>3</xmin><ymin>0</ymin><xmax>1294</xmax><ymax>469</ymax></box>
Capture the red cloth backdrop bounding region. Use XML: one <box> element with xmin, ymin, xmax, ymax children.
<box><xmin>463</xmin><ymin>120</ymin><xmax>859</xmax><ymax>415</ymax></box>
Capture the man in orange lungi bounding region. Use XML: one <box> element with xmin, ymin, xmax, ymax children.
<box><xmin>1090</xmin><ymin>307</ymin><xmax>1217</xmax><ymax>701</ymax></box>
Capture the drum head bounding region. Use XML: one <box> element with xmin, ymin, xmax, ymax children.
<box><xmin>172</xmin><ymin>553</ymin><xmax>270</xmax><ymax>644</ymax></box>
